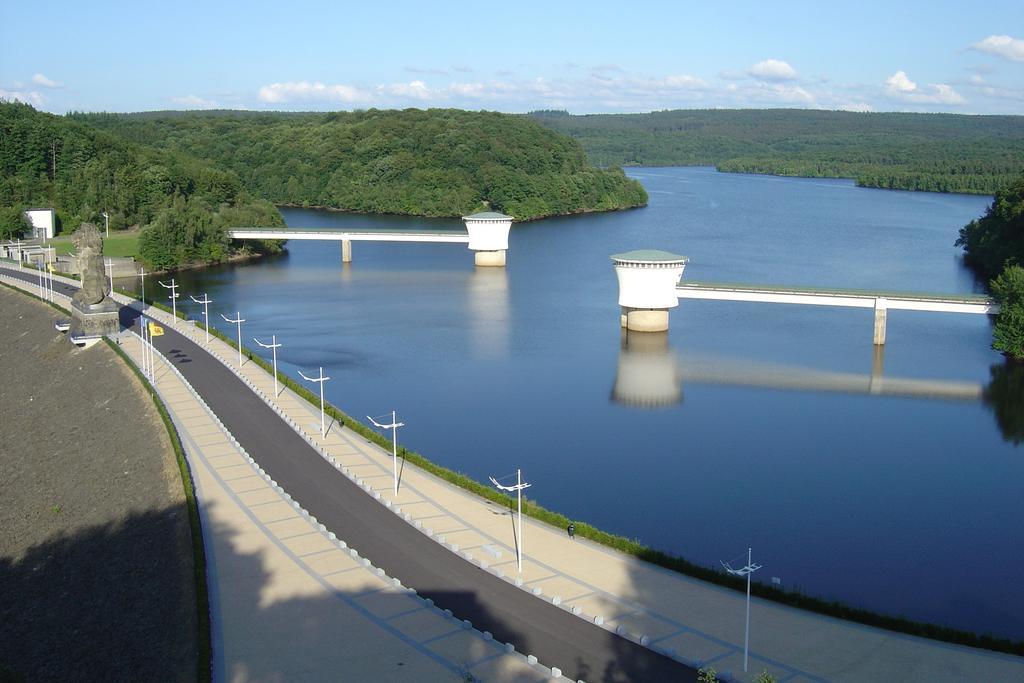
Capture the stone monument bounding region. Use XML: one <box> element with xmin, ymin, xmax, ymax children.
<box><xmin>69</xmin><ymin>222</ymin><xmax>120</xmax><ymax>344</ymax></box>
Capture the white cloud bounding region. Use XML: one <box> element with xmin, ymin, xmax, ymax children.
<box><xmin>885</xmin><ymin>70</ymin><xmax>917</xmax><ymax>93</ymax></box>
<box><xmin>378</xmin><ymin>80</ymin><xmax>434</xmax><ymax>100</ymax></box>
<box><xmin>257</xmin><ymin>81</ymin><xmax>372</xmax><ymax>104</ymax></box>
<box><xmin>0</xmin><ymin>89</ymin><xmax>44</xmax><ymax>106</ymax></box>
<box><xmin>884</xmin><ymin>70</ymin><xmax>964</xmax><ymax>104</ymax></box>
<box><xmin>171</xmin><ymin>94</ymin><xmax>218</xmax><ymax>109</ymax></box>
<box><xmin>748</xmin><ymin>59</ymin><xmax>797</xmax><ymax>82</ymax></box>
<box><xmin>972</xmin><ymin>35</ymin><xmax>1024</xmax><ymax>62</ymax></box>
<box><xmin>31</xmin><ymin>73</ymin><xmax>62</xmax><ymax>88</ymax></box>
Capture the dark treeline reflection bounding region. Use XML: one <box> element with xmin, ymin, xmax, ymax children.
<box><xmin>984</xmin><ymin>362</ymin><xmax>1024</xmax><ymax>445</ymax></box>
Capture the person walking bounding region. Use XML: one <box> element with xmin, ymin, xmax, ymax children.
<box><xmin>567</xmin><ymin>523</ymin><xmax>576</xmax><ymax>540</ymax></box>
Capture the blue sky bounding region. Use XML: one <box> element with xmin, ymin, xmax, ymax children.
<box><xmin>1</xmin><ymin>0</ymin><xmax>1022</xmax><ymax>114</ymax></box>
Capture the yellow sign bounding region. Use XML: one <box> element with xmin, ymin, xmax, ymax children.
<box><xmin>148</xmin><ymin>322</ymin><xmax>164</xmax><ymax>336</ymax></box>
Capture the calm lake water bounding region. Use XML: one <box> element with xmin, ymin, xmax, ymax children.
<box><xmin>160</xmin><ymin>168</ymin><xmax>1022</xmax><ymax>639</ymax></box>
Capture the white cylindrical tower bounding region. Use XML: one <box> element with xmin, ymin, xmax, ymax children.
<box><xmin>463</xmin><ymin>211</ymin><xmax>513</xmax><ymax>267</ymax></box>
<box><xmin>611</xmin><ymin>250</ymin><xmax>689</xmax><ymax>332</ymax></box>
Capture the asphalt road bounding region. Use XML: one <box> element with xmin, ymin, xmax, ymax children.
<box><xmin>3</xmin><ymin>267</ymin><xmax>695</xmax><ymax>682</ymax></box>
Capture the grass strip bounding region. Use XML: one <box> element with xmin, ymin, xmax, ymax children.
<box><xmin>105</xmin><ymin>337</ymin><xmax>212</xmax><ymax>683</ymax></box>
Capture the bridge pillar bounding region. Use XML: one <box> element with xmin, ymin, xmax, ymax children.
<box><xmin>341</xmin><ymin>239</ymin><xmax>352</xmax><ymax>263</ymax></box>
<box><xmin>611</xmin><ymin>250</ymin><xmax>689</xmax><ymax>332</ymax></box>
<box><xmin>873</xmin><ymin>298</ymin><xmax>888</xmax><ymax>345</ymax></box>
<box><xmin>464</xmin><ymin>212</ymin><xmax>513</xmax><ymax>267</ymax></box>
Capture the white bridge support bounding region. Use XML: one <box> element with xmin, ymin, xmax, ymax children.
<box><xmin>228</xmin><ymin>211</ymin><xmax>513</xmax><ymax>267</ymax></box>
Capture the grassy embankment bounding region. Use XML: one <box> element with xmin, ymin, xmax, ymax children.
<box><xmin>128</xmin><ymin>292</ymin><xmax>1024</xmax><ymax>657</ymax></box>
<box><xmin>0</xmin><ymin>277</ymin><xmax>211</xmax><ymax>682</ymax></box>
<box><xmin>47</xmin><ymin>231</ymin><xmax>140</xmax><ymax>258</ymax></box>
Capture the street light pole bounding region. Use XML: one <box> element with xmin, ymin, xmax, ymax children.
<box><xmin>368</xmin><ymin>411</ymin><xmax>405</xmax><ymax>495</ymax></box>
<box><xmin>299</xmin><ymin>367</ymin><xmax>330</xmax><ymax>438</ymax></box>
<box><xmin>722</xmin><ymin>548</ymin><xmax>762</xmax><ymax>673</ymax></box>
<box><xmin>489</xmin><ymin>469</ymin><xmax>531</xmax><ymax>574</ymax></box>
<box><xmin>138</xmin><ymin>265</ymin><xmax>147</xmax><ymax>309</ymax></box>
<box><xmin>221</xmin><ymin>312</ymin><xmax>245</xmax><ymax>366</ymax></box>
<box><xmin>253</xmin><ymin>335</ymin><xmax>281</xmax><ymax>396</ymax></box>
<box><xmin>190</xmin><ymin>294</ymin><xmax>212</xmax><ymax>346</ymax></box>
<box><xmin>102</xmin><ymin>211</ymin><xmax>109</xmax><ymax>239</ymax></box>
<box><xmin>159</xmin><ymin>279</ymin><xmax>179</xmax><ymax>326</ymax></box>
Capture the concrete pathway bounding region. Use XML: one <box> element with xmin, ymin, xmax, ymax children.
<box><xmin>4</xmin><ymin>264</ymin><xmax>1022</xmax><ymax>682</ymax></box>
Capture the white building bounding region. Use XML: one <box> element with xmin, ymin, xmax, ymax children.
<box><xmin>24</xmin><ymin>208</ymin><xmax>57</xmax><ymax>240</ymax></box>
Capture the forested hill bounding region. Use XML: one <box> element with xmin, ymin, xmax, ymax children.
<box><xmin>529</xmin><ymin>109</ymin><xmax>1024</xmax><ymax>195</ymax></box>
<box><xmin>0</xmin><ymin>101</ymin><xmax>284</xmax><ymax>268</ymax></box>
<box><xmin>72</xmin><ymin>109</ymin><xmax>648</xmax><ymax>220</ymax></box>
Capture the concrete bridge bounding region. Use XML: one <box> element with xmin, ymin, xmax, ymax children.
<box><xmin>612</xmin><ymin>250</ymin><xmax>998</xmax><ymax>345</ymax></box>
<box><xmin>229</xmin><ymin>211</ymin><xmax>513</xmax><ymax>267</ymax></box>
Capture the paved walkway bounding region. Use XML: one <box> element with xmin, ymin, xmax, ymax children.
<box><xmin>4</xmin><ymin>264</ymin><xmax>1022</xmax><ymax>682</ymax></box>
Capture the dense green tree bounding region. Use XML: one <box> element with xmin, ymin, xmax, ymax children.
<box><xmin>71</xmin><ymin>108</ymin><xmax>648</xmax><ymax>220</ymax></box>
<box><xmin>1</xmin><ymin>101</ymin><xmax>283</xmax><ymax>270</ymax></box>
<box><xmin>529</xmin><ymin>109</ymin><xmax>1024</xmax><ymax>195</ymax></box>
<box><xmin>990</xmin><ymin>265</ymin><xmax>1024</xmax><ymax>361</ymax></box>
<box><xmin>956</xmin><ymin>176</ymin><xmax>1024</xmax><ymax>281</ymax></box>
<box><xmin>0</xmin><ymin>205</ymin><xmax>31</xmax><ymax>239</ymax></box>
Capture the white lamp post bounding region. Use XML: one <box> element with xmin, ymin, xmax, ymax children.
<box><xmin>140</xmin><ymin>315</ymin><xmax>155</xmax><ymax>383</ymax></box>
<box><xmin>221</xmin><ymin>311</ymin><xmax>246</xmax><ymax>366</ymax></box>
<box><xmin>299</xmin><ymin>367</ymin><xmax>330</xmax><ymax>438</ymax></box>
<box><xmin>722</xmin><ymin>548</ymin><xmax>762</xmax><ymax>673</ymax></box>
<box><xmin>102</xmin><ymin>211</ymin><xmax>109</xmax><ymax>238</ymax></box>
<box><xmin>140</xmin><ymin>316</ymin><xmax>148</xmax><ymax>379</ymax></box>
<box><xmin>489</xmin><ymin>469</ymin><xmax>531</xmax><ymax>574</ymax></box>
<box><xmin>159</xmin><ymin>279</ymin><xmax>179</xmax><ymax>326</ymax></box>
<box><xmin>253</xmin><ymin>335</ymin><xmax>282</xmax><ymax>396</ymax></box>
<box><xmin>190</xmin><ymin>294</ymin><xmax>212</xmax><ymax>346</ymax></box>
<box><xmin>368</xmin><ymin>411</ymin><xmax>405</xmax><ymax>495</ymax></box>
<box><xmin>138</xmin><ymin>265</ymin><xmax>147</xmax><ymax>309</ymax></box>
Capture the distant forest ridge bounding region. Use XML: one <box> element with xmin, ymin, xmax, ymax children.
<box><xmin>528</xmin><ymin>109</ymin><xmax>1024</xmax><ymax>195</ymax></box>
<box><xmin>71</xmin><ymin>108</ymin><xmax>648</xmax><ymax>221</ymax></box>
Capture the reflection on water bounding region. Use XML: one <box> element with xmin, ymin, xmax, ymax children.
<box><xmin>613</xmin><ymin>335</ymin><xmax>984</xmax><ymax>407</ymax></box>
<box><xmin>611</xmin><ymin>330</ymin><xmax>682</xmax><ymax>407</ymax></box>
<box><xmin>983</xmin><ymin>362</ymin><xmax>1024</xmax><ymax>445</ymax></box>
<box><xmin>466</xmin><ymin>266</ymin><xmax>509</xmax><ymax>359</ymax></box>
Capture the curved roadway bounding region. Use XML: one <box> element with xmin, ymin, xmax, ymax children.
<box><xmin>5</xmin><ymin>266</ymin><xmax>694</xmax><ymax>683</ymax></box>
